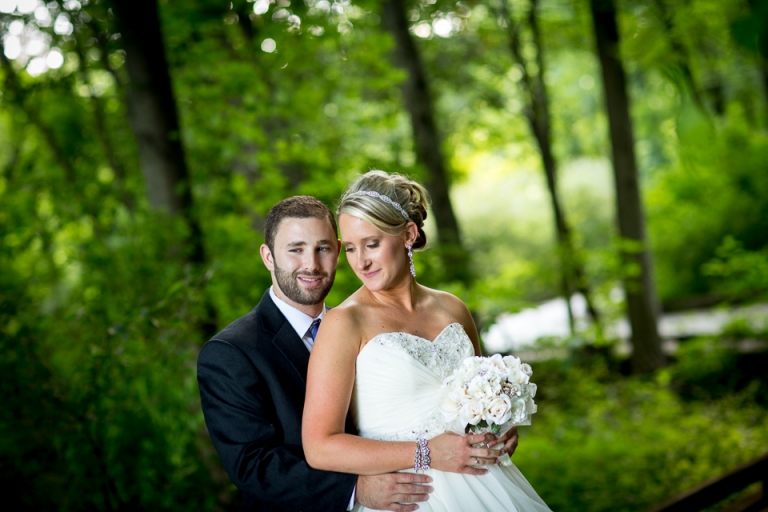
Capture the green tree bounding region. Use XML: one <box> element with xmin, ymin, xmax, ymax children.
<box><xmin>590</xmin><ymin>0</ymin><xmax>665</xmax><ymax>373</ymax></box>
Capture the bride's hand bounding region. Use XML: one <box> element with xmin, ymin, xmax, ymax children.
<box><xmin>426</xmin><ymin>432</ymin><xmax>502</xmax><ymax>475</ymax></box>
<box><xmin>494</xmin><ymin>426</ymin><xmax>519</xmax><ymax>457</ymax></box>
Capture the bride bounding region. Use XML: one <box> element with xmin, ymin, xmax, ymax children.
<box><xmin>302</xmin><ymin>171</ymin><xmax>550</xmax><ymax>512</ymax></box>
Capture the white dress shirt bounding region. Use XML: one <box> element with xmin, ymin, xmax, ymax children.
<box><xmin>269</xmin><ymin>286</ymin><xmax>326</xmax><ymax>352</ymax></box>
<box><xmin>268</xmin><ymin>287</ymin><xmax>356</xmax><ymax>510</ymax></box>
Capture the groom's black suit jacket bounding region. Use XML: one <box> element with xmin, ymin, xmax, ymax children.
<box><xmin>197</xmin><ymin>291</ymin><xmax>357</xmax><ymax>512</ymax></box>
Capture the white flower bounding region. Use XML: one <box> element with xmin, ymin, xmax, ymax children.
<box><xmin>448</xmin><ymin>387</ymin><xmax>468</xmax><ymax>406</ymax></box>
<box><xmin>509</xmin><ymin>382</ymin><xmax>524</xmax><ymax>396</ymax></box>
<box><xmin>465</xmin><ymin>374</ymin><xmax>492</xmax><ymax>398</ymax></box>
<box><xmin>486</xmin><ymin>354</ymin><xmax>508</xmax><ymax>376</ymax></box>
<box><xmin>484</xmin><ymin>395</ymin><xmax>512</xmax><ymax>425</ymax></box>
<box><xmin>507</xmin><ymin>366</ymin><xmax>525</xmax><ymax>385</ymax></box>
<box><xmin>503</xmin><ymin>355</ymin><xmax>521</xmax><ymax>370</ymax></box>
<box><xmin>459</xmin><ymin>398</ymin><xmax>485</xmax><ymax>426</ymax></box>
<box><xmin>440</xmin><ymin>395</ymin><xmax>460</xmax><ymax>422</ymax></box>
<box><xmin>461</xmin><ymin>356</ymin><xmax>482</xmax><ymax>370</ymax></box>
<box><xmin>487</xmin><ymin>375</ymin><xmax>502</xmax><ymax>396</ymax></box>
<box><xmin>526</xmin><ymin>397</ymin><xmax>538</xmax><ymax>415</ymax></box>
<box><xmin>442</xmin><ymin>354</ymin><xmax>538</xmax><ymax>430</ymax></box>
<box><xmin>509</xmin><ymin>397</ymin><xmax>528</xmax><ymax>424</ymax></box>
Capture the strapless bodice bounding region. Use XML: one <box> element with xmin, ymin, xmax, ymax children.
<box><xmin>351</xmin><ymin>323</ymin><xmax>474</xmax><ymax>442</ymax></box>
<box><xmin>350</xmin><ymin>323</ymin><xmax>553</xmax><ymax>512</ymax></box>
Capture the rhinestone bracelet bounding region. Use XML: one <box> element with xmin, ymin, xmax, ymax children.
<box><xmin>414</xmin><ymin>438</ymin><xmax>431</xmax><ymax>472</ymax></box>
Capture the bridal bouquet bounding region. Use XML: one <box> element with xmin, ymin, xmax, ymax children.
<box><xmin>439</xmin><ymin>354</ymin><xmax>538</xmax><ymax>465</ymax></box>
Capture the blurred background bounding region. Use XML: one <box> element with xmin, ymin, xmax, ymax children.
<box><xmin>1</xmin><ymin>0</ymin><xmax>767</xmax><ymax>510</ymax></box>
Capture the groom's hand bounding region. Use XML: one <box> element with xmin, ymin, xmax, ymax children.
<box><xmin>356</xmin><ymin>472</ymin><xmax>433</xmax><ymax>512</ymax></box>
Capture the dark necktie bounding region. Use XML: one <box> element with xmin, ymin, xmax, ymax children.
<box><xmin>308</xmin><ymin>318</ymin><xmax>321</xmax><ymax>345</ymax></box>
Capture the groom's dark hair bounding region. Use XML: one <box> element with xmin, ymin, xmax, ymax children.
<box><xmin>264</xmin><ymin>196</ymin><xmax>338</xmax><ymax>253</ymax></box>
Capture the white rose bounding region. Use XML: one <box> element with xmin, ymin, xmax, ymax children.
<box><xmin>448</xmin><ymin>388</ymin><xmax>469</xmax><ymax>409</ymax></box>
<box><xmin>527</xmin><ymin>382</ymin><xmax>537</xmax><ymax>398</ymax></box>
<box><xmin>507</xmin><ymin>366</ymin><xmax>525</xmax><ymax>385</ymax></box>
<box><xmin>462</xmin><ymin>356</ymin><xmax>482</xmax><ymax>369</ymax></box>
<box><xmin>503</xmin><ymin>355</ymin><xmax>521</xmax><ymax>370</ymax></box>
<box><xmin>467</xmin><ymin>375</ymin><xmax>485</xmax><ymax>397</ymax></box>
<box><xmin>484</xmin><ymin>395</ymin><xmax>512</xmax><ymax>425</ymax></box>
<box><xmin>526</xmin><ymin>397</ymin><xmax>537</xmax><ymax>415</ymax></box>
<box><xmin>521</xmin><ymin>363</ymin><xmax>533</xmax><ymax>377</ymax></box>
<box><xmin>484</xmin><ymin>375</ymin><xmax>502</xmax><ymax>396</ymax></box>
<box><xmin>459</xmin><ymin>398</ymin><xmax>485</xmax><ymax>426</ymax></box>
<box><xmin>440</xmin><ymin>396</ymin><xmax>460</xmax><ymax>422</ymax></box>
<box><xmin>487</xmin><ymin>354</ymin><xmax>508</xmax><ymax>376</ymax></box>
<box><xmin>509</xmin><ymin>397</ymin><xmax>528</xmax><ymax>424</ymax></box>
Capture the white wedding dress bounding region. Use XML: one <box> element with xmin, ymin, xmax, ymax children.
<box><xmin>351</xmin><ymin>323</ymin><xmax>551</xmax><ymax>512</ymax></box>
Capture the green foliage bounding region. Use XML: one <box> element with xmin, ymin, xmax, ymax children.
<box><xmin>647</xmin><ymin>117</ymin><xmax>768</xmax><ymax>302</ymax></box>
<box><xmin>0</xmin><ymin>214</ymin><xmax>221</xmax><ymax>509</ymax></box>
<box><xmin>514</xmin><ymin>355</ymin><xmax>768</xmax><ymax>512</ymax></box>
<box><xmin>703</xmin><ymin>237</ymin><xmax>768</xmax><ymax>301</ymax></box>
<box><xmin>671</xmin><ymin>330</ymin><xmax>768</xmax><ymax>405</ymax></box>
<box><xmin>2</xmin><ymin>0</ymin><xmax>768</xmax><ymax>510</ymax></box>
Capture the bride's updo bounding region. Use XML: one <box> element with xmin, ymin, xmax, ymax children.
<box><xmin>337</xmin><ymin>170</ymin><xmax>430</xmax><ymax>250</ymax></box>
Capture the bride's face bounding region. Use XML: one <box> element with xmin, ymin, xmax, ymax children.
<box><xmin>339</xmin><ymin>214</ymin><xmax>410</xmax><ymax>291</ymax></box>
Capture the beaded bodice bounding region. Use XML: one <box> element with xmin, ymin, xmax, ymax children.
<box><xmin>351</xmin><ymin>323</ymin><xmax>474</xmax><ymax>442</ymax></box>
<box><xmin>366</xmin><ymin>323</ymin><xmax>472</xmax><ymax>380</ymax></box>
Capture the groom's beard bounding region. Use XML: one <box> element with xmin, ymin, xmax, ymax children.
<box><xmin>274</xmin><ymin>264</ymin><xmax>335</xmax><ymax>306</ymax></box>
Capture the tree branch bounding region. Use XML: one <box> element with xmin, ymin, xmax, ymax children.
<box><xmin>0</xmin><ymin>39</ymin><xmax>77</xmax><ymax>183</ymax></box>
<box><xmin>71</xmin><ymin>27</ymin><xmax>135</xmax><ymax>211</ymax></box>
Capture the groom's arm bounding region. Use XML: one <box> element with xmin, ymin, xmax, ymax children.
<box><xmin>198</xmin><ymin>339</ymin><xmax>356</xmax><ymax>512</ymax></box>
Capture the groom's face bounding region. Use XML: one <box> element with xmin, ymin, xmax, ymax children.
<box><xmin>261</xmin><ymin>217</ymin><xmax>340</xmax><ymax>307</ymax></box>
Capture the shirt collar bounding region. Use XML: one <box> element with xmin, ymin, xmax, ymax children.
<box><xmin>269</xmin><ymin>286</ymin><xmax>326</xmax><ymax>339</ymax></box>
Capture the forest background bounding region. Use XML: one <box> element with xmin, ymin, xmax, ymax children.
<box><xmin>1</xmin><ymin>0</ymin><xmax>767</xmax><ymax>510</ymax></box>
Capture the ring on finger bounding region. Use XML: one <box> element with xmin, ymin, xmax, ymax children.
<box><xmin>473</xmin><ymin>457</ymin><xmax>479</xmax><ymax>465</ymax></box>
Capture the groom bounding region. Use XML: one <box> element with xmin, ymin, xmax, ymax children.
<box><xmin>197</xmin><ymin>196</ymin><xmax>434</xmax><ymax>512</ymax></box>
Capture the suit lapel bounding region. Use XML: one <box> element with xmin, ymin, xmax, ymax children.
<box><xmin>272</xmin><ymin>322</ymin><xmax>310</xmax><ymax>383</ymax></box>
<box><xmin>256</xmin><ymin>291</ymin><xmax>311</xmax><ymax>383</ymax></box>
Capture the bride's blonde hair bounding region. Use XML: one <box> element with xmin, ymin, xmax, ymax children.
<box><xmin>337</xmin><ymin>170</ymin><xmax>430</xmax><ymax>250</ymax></box>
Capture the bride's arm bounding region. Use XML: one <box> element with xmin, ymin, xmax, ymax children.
<box><xmin>303</xmin><ymin>308</ymin><xmax>412</xmax><ymax>475</ymax></box>
<box><xmin>302</xmin><ymin>308</ymin><xmax>500</xmax><ymax>476</ymax></box>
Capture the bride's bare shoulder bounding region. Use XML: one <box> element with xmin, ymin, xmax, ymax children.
<box><xmin>420</xmin><ymin>286</ymin><xmax>480</xmax><ymax>351</ymax></box>
<box><xmin>319</xmin><ymin>291</ymin><xmax>367</xmax><ymax>348</ymax></box>
<box><xmin>420</xmin><ymin>286</ymin><xmax>471</xmax><ymax>318</ymax></box>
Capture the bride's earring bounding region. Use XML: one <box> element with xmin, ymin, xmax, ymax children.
<box><xmin>407</xmin><ymin>244</ymin><xmax>416</xmax><ymax>278</ymax></box>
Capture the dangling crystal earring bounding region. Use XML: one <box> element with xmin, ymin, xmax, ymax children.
<box><xmin>407</xmin><ymin>244</ymin><xmax>416</xmax><ymax>278</ymax></box>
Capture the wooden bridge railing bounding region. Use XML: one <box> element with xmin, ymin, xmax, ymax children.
<box><xmin>647</xmin><ymin>453</ymin><xmax>768</xmax><ymax>512</ymax></box>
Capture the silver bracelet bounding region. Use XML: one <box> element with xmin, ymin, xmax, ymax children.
<box><xmin>414</xmin><ymin>438</ymin><xmax>431</xmax><ymax>472</ymax></box>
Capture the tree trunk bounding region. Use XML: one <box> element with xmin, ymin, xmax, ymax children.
<box><xmin>761</xmin><ymin>25</ymin><xmax>768</xmax><ymax>126</ymax></box>
<box><xmin>500</xmin><ymin>0</ymin><xmax>602</xmax><ymax>333</ymax></box>
<box><xmin>111</xmin><ymin>0</ymin><xmax>215</xmax><ymax>336</ymax></box>
<box><xmin>589</xmin><ymin>0</ymin><xmax>665</xmax><ymax>373</ymax></box>
<box><xmin>381</xmin><ymin>0</ymin><xmax>471</xmax><ymax>284</ymax></box>
<box><xmin>111</xmin><ymin>0</ymin><xmax>203</xmax><ymax>255</ymax></box>
<box><xmin>762</xmin><ymin>58</ymin><xmax>768</xmax><ymax>125</ymax></box>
